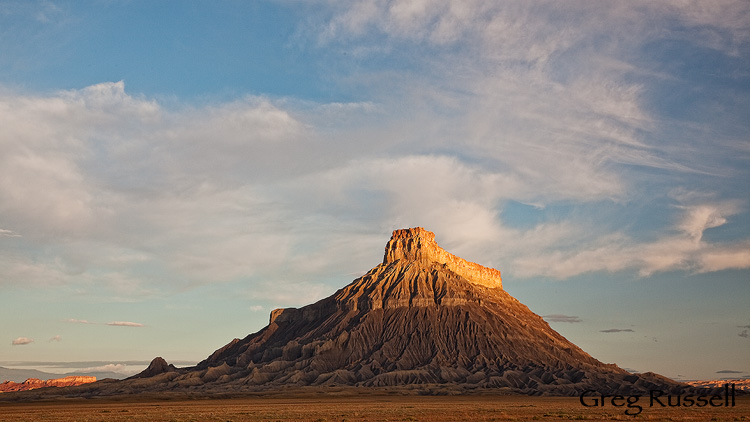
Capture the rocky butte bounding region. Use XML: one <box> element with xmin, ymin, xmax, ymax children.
<box><xmin>3</xmin><ymin>228</ymin><xmax>694</xmax><ymax>398</ymax></box>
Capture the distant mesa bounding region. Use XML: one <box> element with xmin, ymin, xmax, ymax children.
<box><xmin>0</xmin><ymin>376</ymin><xmax>96</xmax><ymax>393</ymax></box>
<box><xmin>687</xmin><ymin>379</ymin><xmax>750</xmax><ymax>392</ymax></box>
<box><xmin>0</xmin><ymin>228</ymin><xmax>703</xmax><ymax>397</ymax></box>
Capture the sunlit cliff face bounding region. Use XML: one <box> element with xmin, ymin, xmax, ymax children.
<box><xmin>383</xmin><ymin>227</ymin><xmax>502</xmax><ymax>289</ymax></box>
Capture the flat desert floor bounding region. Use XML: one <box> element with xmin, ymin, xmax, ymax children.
<box><xmin>0</xmin><ymin>394</ymin><xmax>747</xmax><ymax>421</ymax></box>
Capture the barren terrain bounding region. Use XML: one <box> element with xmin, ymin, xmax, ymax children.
<box><xmin>0</xmin><ymin>392</ymin><xmax>747</xmax><ymax>421</ymax></box>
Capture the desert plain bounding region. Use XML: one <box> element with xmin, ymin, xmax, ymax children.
<box><xmin>0</xmin><ymin>390</ymin><xmax>748</xmax><ymax>422</ymax></box>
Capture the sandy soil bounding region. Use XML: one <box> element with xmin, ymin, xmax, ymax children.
<box><xmin>0</xmin><ymin>394</ymin><xmax>747</xmax><ymax>421</ymax></box>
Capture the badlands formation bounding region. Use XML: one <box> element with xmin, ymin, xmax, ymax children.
<box><xmin>3</xmin><ymin>228</ymin><xmax>691</xmax><ymax>398</ymax></box>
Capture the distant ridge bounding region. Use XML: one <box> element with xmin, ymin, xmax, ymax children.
<box><xmin>0</xmin><ymin>366</ymin><xmax>125</xmax><ymax>383</ymax></box>
<box><xmin>0</xmin><ymin>376</ymin><xmax>96</xmax><ymax>393</ymax></box>
<box><xmin>687</xmin><ymin>379</ymin><xmax>750</xmax><ymax>392</ymax></box>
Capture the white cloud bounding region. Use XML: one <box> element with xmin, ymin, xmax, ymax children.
<box><xmin>0</xmin><ymin>82</ymin><xmax>313</xmax><ymax>295</ymax></box>
<box><xmin>678</xmin><ymin>203</ymin><xmax>738</xmax><ymax>242</ymax></box>
<box><xmin>511</xmin><ymin>202</ymin><xmax>750</xmax><ymax>279</ymax></box>
<box><xmin>11</xmin><ymin>337</ymin><xmax>33</xmax><ymax>345</ymax></box>
<box><xmin>49</xmin><ymin>335</ymin><xmax>62</xmax><ymax>342</ymax></box>
<box><xmin>0</xmin><ymin>76</ymin><xmax>745</xmax><ymax>292</ymax></box>
<box><xmin>0</xmin><ymin>229</ymin><xmax>21</xmax><ymax>237</ymax></box>
<box><xmin>77</xmin><ymin>363</ymin><xmax>140</xmax><ymax>376</ymax></box>
<box><xmin>0</xmin><ymin>0</ymin><xmax>747</xmax><ymax>304</ymax></box>
<box><xmin>698</xmin><ymin>246</ymin><xmax>750</xmax><ymax>273</ymax></box>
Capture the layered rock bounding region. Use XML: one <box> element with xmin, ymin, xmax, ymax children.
<box><xmin>0</xmin><ymin>376</ymin><xmax>96</xmax><ymax>393</ymax></box>
<box><xmin>384</xmin><ymin>227</ymin><xmax>502</xmax><ymax>289</ymax></box>
<box><xmin>121</xmin><ymin>227</ymin><xmax>684</xmax><ymax>395</ymax></box>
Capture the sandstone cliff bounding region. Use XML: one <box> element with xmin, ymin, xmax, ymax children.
<box><xmin>384</xmin><ymin>227</ymin><xmax>502</xmax><ymax>289</ymax></box>
<box><xmin>0</xmin><ymin>376</ymin><xmax>96</xmax><ymax>393</ymax></box>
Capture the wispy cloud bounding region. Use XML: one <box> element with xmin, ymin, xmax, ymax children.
<box><xmin>106</xmin><ymin>321</ymin><xmax>145</xmax><ymax>327</ymax></box>
<box><xmin>64</xmin><ymin>318</ymin><xmax>144</xmax><ymax>327</ymax></box>
<box><xmin>76</xmin><ymin>363</ymin><xmax>139</xmax><ymax>376</ymax></box>
<box><xmin>11</xmin><ymin>337</ymin><xmax>33</xmax><ymax>345</ymax></box>
<box><xmin>49</xmin><ymin>335</ymin><xmax>62</xmax><ymax>342</ymax></box>
<box><xmin>512</xmin><ymin>201</ymin><xmax>750</xmax><ymax>279</ymax></box>
<box><xmin>600</xmin><ymin>329</ymin><xmax>635</xmax><ymax>333</ymax></box>
<box><xmin>543</xmin><ymin>314</ymin><xmax>582</xmax><ymax>323</ymax></box>
<box><xmin>717</xmin><ymin>369</ymin><xmax>743</xmax><ymax>374</ymax></box>
<box><xmin>34</xmin><ymin>1</ymin><xmax>65</xmax><ymax>24</ymax></box>
<box><xmin>64</xmin><ymin>318</ymin><xmax>94</xmax><ymax>324</ymax></box>
<box><xmin>0</xmin><ymin>229</ymin><xmax>21</xmax><ymax>237</ymax></box>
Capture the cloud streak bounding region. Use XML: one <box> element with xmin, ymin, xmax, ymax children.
<box><xmin>543</xmin><ymin>314</ymin><xmax>582</xmax><ymax>323</ymax></box>
<box><xmin>64</xmin><ymin>319</ymin><xmax>94</xmax><ymax>324</ymax></box>
<box><xmin>0</xmin><ymin>229</ymin><xmax>21</xmax><ymax>237</ymax></box>
<box><xmin>106</xmin><ymin>321</ymin><xmax>145</xmax><ymax>327</ymax></box>
<box><xmin>600</xmin><ymin>329</ymin><xmax>635</xmax><ymax>333</ymax></box>
<box><xmin>65</xmin><ymin>318</ymin><xmax>144</xmax><ymax>327</ymax></box>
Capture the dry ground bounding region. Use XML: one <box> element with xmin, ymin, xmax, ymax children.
<box><xmin>0</xmin><ymin>394</ymin><xmax>747</xmax><ymax>421</ymax></box>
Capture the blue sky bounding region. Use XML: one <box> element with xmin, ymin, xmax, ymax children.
<box><xmin>0</xmin><ymin>0</ymin><xmax>748</xmax><ymax>381</ymax></box>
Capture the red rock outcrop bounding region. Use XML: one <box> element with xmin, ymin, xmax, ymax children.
<box><xmin>384</xmin><ymin>227</ymin><xmax>502</xmax><ymax>289</ymax></box>
<box><xmin>0</xmin><ymin>376</ymin><xmax>96</xmax><ymax>393</ymax></box>
<box><xmin>687</xmin><ymin>379</ymin><xmax>750</xmax><ymax>391</ymax></box>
